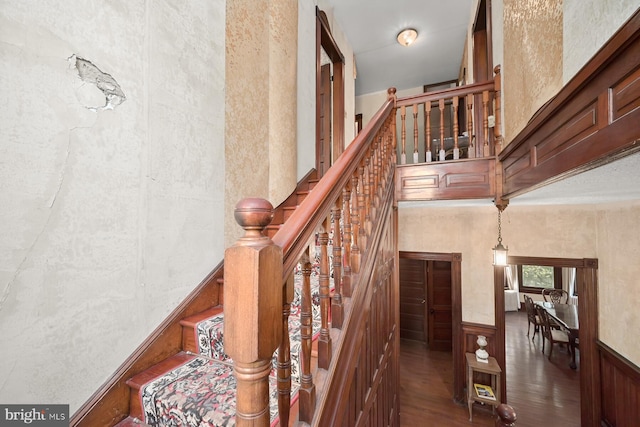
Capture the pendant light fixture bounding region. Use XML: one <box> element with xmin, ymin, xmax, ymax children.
<box><xmin>492</xmin><ymin>208</ymin><xmax>508</xmax><ymax>266</ymax></box>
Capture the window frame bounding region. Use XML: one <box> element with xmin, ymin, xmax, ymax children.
<box><xmin>517</xmin><ymin>264</ymin><xmax>563</xmax><ymax>294</ymax></box>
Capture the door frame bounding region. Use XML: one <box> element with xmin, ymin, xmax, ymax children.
<box><xmin>316</xmin><ymin>8</ymin><xmax>345</xmax><ymax>178</ymax></box>
<box><xmin>494</xmin><ymin>256</ymin><xmax>600</xmax><ymax>425</ymax></box>
<box><xmin>399</xmin><ymin>251</ymin><xmax>462</xmax><ymax>391</ymax></box>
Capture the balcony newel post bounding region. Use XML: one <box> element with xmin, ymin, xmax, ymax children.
<box><xmin>493</xmin><ymin>65</ymin><xmax>503</xmax><ymax>154</ymax></box>
<box><xmin>224</xmin><ymin>198</ymin><xmax>283</xmax><ymax>427</ymax></box>
<box><xmin>483</xmin><ymin>90</ymin><xmax>490</xmax><ymax>157</ymax></box>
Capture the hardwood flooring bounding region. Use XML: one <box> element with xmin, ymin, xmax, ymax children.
<box><xmin>399</xmin><ymin>311</ymin><xmax>580</xmax><ymax>426</ymax></box>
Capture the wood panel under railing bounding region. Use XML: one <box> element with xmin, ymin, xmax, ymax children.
<box><xmin>394</xmin><ymin>67</ymin><xmax>503</xmax><ymax>202</ymax></box>
<box><xmin>224</xmin><ymin>88</ymin><xmax>400</xmax><ymax>426</ymax></box>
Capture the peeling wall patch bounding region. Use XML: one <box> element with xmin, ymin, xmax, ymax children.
<box><xmin>70</xmin><ymin>54</ymin><xmax>126</xmax><ymax>111</ymax></box>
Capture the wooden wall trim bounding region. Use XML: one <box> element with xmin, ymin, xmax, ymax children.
<box><xmin>499</xmin><ymin>9</ymin><xmax>640</xmax><ymax>199</ymax></box>
<box><xmin>497</xmin><ymin>256</ymin><xmax>601</xmax><ymax>426</ymax></box>
<box><xmin>493</xmin><ymin>265</ymin><xmax>506</xmax><ymax>402</ymax></box>
<box><xmin>396</xmin><ymin>158</ymin><xmax>496</xmax><ymax>202</ymax></box>
<box><xmin>597</xmin><ymin>340</ymin><xmax>640</xmax><ymax>426</ymax></box>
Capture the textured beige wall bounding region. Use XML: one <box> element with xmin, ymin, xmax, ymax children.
<box><xmin>225</xmin><ymin>0</ymin><xmax>298</xmax><ymax>246</ymax></box>
<box><xmin>502</xmin><ymin>0</ymin><xmax>563</xmax><ymax>142</ymax></box>
<box><xmin>399</xmin><ymin>201</ymin><xmax>640</xmax><ymax>365</ymax></box>
<box><xmin>595</xmin><ymin>201</ymin><xmax>640</xmax><ymax>365</ymax></box>
<box><xmin>563</xmin><ymin>0</ymin><xmax>640</xmax><ymax>84</ymax></box>
<box><xmin>0</xmin><ymin>0</ymin><xmax>225</xmax><ymax>410</ymax></box>
<box><xmin>297</xmin><ymin>0</ymin><xmax>317</xmax><ymax>179</ymax></box>
<box><xmin>399</xmin><ymin>203</ymin><xmax>499</xmax><ymax>325</ymax></box>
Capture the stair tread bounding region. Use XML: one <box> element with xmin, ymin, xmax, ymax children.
<box><xmin>180</xmin><ymin>305</ymin><xmax>224</xmax><ymax>328</ymax></box>
<box><xmin>126</xmin><ymin>352</ymin><xmax>198</xmax><ymax>391</ymax></box>
<box><xmin>128</xmin><ymin>353</ymin><xmax>291</xmax><ymax>426</ymax></box>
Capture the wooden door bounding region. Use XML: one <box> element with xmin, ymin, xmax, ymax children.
<box><xmin>319</xmin><ymin>63</ymin><xmax>332</xmax><ymax>177</ymax></box>
<box><xmin>428</xmin><ymin>260</ymin><xmax>453</xmax><ymax>351</ymax></box>
<box><xmin>399</xmin><ymin>257</ymin><xmax>427</xmax><ymax>342</ymax></box>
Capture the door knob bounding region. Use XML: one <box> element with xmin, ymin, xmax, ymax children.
<box><xmin>421</xmin><ymin>299</ymin><xmax>426</xmax><ymax>304</ymax></box>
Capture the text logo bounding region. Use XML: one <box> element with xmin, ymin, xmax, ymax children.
<box><xmin>1</xmin><ymin>405</ymin><xmax>68</xmax><ymax>426</ymax></box>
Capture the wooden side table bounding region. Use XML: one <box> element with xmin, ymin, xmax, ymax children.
<box><xmin>466</xmin><ymin>352</ymin><xmax>501</xmax><ymax>421</ymax></box>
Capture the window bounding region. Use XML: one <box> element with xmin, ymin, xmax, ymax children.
<box><xmin>518</xmin><ymin>265</ymin><xmax>562</xmax><ymax>293</ymax></box>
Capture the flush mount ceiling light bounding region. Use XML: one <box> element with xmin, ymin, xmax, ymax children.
<box><xmin>397</xmin><ymin>28</ymin><xmax>418</xmax><ymax>47</ymax></box>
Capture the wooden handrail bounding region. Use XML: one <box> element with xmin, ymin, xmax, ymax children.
<box><xmin>272</xmin><ymin>90</ymin><xmax>395</xmax><ymax>279</ymax></box>
<box><xmin>396</xmin><ymin>80</ymin><xmax>495</xmax><ymax>107</ymax></box>
<box><xmin>225</xmin><ymin>88</ymin><xmax>399</xmax><ymax>425</ymax></box>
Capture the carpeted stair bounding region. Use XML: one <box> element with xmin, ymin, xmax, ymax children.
<box><xmin>118</xmin><ymin>247</ymin><xmax>328</xmax><ymax>427</ymax></box>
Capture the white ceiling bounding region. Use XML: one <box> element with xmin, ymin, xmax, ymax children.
<box><xmin>324</xmin><ymin>1</ymin><xmax>640</xmax><ymax>206</ymax></box>
<box><xmin>323</xmin><ymin>0</ymin><xmax>472</xmax><ymax>96</ymax></box>
<box><xmin>508</xmin><ymin>151</ymin><xmax>640</xmax><ymax>206</ymax></box>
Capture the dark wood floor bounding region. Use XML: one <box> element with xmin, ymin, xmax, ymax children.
<box><xmin>399</xmin><ymin>311</ymin><xmax>580</xmax><ymax>426</ymax></box>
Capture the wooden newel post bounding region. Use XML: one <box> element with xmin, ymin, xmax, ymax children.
<box><xmin>495</xmin><ymin>403</ymin><xmax>517</xmax><ymax>427</ymax></box>
<box><xmin>224</xmin><ymin>198</ymin><xmax>283</xmax><ymax>426</ymax></box>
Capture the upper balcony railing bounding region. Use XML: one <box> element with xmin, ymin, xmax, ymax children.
<box><xmin>395</xmin><ymin>66</ymin><xmax>502</xmax><ymax>165</ymax></box>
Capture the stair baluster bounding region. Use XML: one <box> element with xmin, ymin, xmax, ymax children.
<box><xmin>413</xmin><ymin>104</ymin><xmax>419</xmax><ymax>163</ymax></box>
<box><xmin>350</xmin><ymin>172</ymin><xmax>361</xmax><ymax>274</ymax></box>
<box><xmin>425</xmin><ymin>100</ymin><xmax>432</xmax><ymax>162</ymax></box>
<box><xmin>453</xmin><ymin>95</ymin><xmax>460</xmax><ymax>159</ymax></box>
<box><xmin>331</xmin><ymin>199</ymin><xmax>344</xmax><ymax>329</ymax></box>
<box><xmin>467</xmin><ymin>93</ymin><xmax>475</xmax><ymax>158</ymax></box>
<box><xmin>400</xmin><ymin>105</ymin><xmax>407</xmax><ymax>164</ymax></box>
<box><xmin>276</xmin><ymin>272</ymin><xmax>295</xmax><ymax>427</ymax></box>
<box><xmin>298</xmin><ymin>250</ymin><xmax>316</xmax><ymax>423</ymax></box>
<box><xmin>342</xmin><ymin>185</ymin><xmax>353</xmax><ymax>297</ymax></box>
<box><xmin>317</xmin><ymin>225</ymin><xmax>332</xmax><ymax>368</ymax></box>
<box><xmin>357</xmin><ymin>165</ymin><xmax>367</xmax><ymax>250</ymax></box>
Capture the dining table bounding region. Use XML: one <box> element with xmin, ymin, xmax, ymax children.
<box><xmin>536</xmin><ymin>301</ymin><xmax>579</xmax><ymax>369</ymax></box>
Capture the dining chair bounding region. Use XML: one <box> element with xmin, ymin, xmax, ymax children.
<box><xmin>536</xmin><ymin>305</ymin><xmax>570</xmax><ymax>361</ymax></box>
<box><xmin>541</xmin><ymin>289</ymin><xmax>569</xmax><ymax>304</ymax></box>
<box><xmin>523</xmin><ymin>295</ymin><xmax>542</xmax><ymax>340</ymax></box>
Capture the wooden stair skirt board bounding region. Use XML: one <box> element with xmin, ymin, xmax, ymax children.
<box><xmin>120</xmin><ymin>250</ymin><xmax>328</xmax><ymax>427</ymax></box>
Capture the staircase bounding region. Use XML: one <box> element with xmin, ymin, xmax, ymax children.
<box><xmin>74</xmin><ymin>90</ymin><xmax>401</xmax><ymax>427</ymax></box>
<box><xmin>94</xmin><ymin>172</ymin><xmax>320</xmax><ymax>427</ymax></box>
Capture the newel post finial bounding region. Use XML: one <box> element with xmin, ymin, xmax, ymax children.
<box><xmin>225</xmin><ymin>197</ymin><xmax>283</xmax><ymax>426</ymax></box>
<box><xmin>388</xmin><ymin>87</ymin><xmax>397</xmax><ymax>104</ymax></box>
<box><xmin>495</xmin><ymin>403</ymin><xmax>517</xmax><ymax>426</ymax></box>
